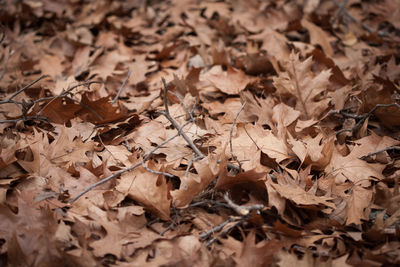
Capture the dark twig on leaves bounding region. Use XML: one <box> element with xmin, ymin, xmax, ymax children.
<box><xmin>199</xmin><ymin>216</ymin><xmax>238</xmax><ymax>240</ymax></box>
<box><xmin>71</xmin><ymin>79</ymin><xmax>204</xmax><ymax>203</ymax></box>
<box><xmin>0</xmin><ymin>75</ymin><xmax>47</xmax><ymax>105</ymax></box>
<box><xmin>199</xmin><ymin>194</ymin><xmax>264</xmax><ymax>246</ymax></box>
<box><xmin>335</xmin><ymin>103</ymin><xmax>400</xmax><ymax>135</ymax></box>
<box><xmin>112</xmin><ymin>69</ymin><xmax>131</xmax><ymax>104</ymax></box>
<box><xmin>332</xmin><ymin>0</ymin><xmax>387</xmax><ymax>37</ymax></box>
<box><xmin>331</xmin><ymin>0</ymin><xmax>349</xmax><ymax>24</ymax></box>
<box><xmin>34</xmin><ymin>81</ymin><xmax>103</xmax><ymax>104</ymax></box>
<box><xmin>360</xmin><ymin>146</ymin><xmax>400</xmax><ymax>160</ymax></box>
<box><xmin>205</xmin><ymin>219</ymin><xmax>245</xmax><ymax>247</ymax></box>
<box><xmin>160</xmin><ymin>78</ymin><xmax>205</xmax><ymax>159</ymax></box>
<box><xmin>70</xmin><ymin>161</ymin><xmax>142</xmax><ymax>203</ymax></box>
<box><xmin>0</xmin><ymin>115</ymin><xmax>49</xmax><ymax>124</ymax></box>
<box><xmin>224</xmin><ymin>194</ymin><xmax>264</xmax><ymax>216</ymax></box>
<box><xmin>70</xmin><ymin>132</ymin><xmax>183</xmax><ymax>203</ymax></box>
<box><xmin>189</xmin><ymin>199</ymin><xmax>231</xmax><ymax>209</ymax></box>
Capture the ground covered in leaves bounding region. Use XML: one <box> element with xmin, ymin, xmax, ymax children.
<box><xmin>1</xmin><ymin>0</ymin><xmax>400</xmax><ymax>266</ymax></box>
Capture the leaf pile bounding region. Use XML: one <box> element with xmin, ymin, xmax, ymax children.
<box><xmin>1</xmin><ymin>0</ymin><xmax>400</xmax><ymax>266</ymax></box>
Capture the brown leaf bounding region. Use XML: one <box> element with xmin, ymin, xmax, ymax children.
<box><xmin>117</xmin><ymin>165</ymin><xmax>172</xmax><ymax>220</ymax></box>
<box><xmin>207</xmin><ymin>66</ymin><xmax>254</xmax><ymax>95</ymax></box>
<box><xmin>235</xmin><ymin>231</ymin><xmax>282</xmax><ymax>267</ymax></box>
<box><xmin>273</xmin><ymin>52</ymin><xmax>332</xmax><ymax>119</ymax></box>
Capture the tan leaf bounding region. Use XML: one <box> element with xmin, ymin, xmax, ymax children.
<box><xmin>117</xmin><ymin>165</ymin><xmax>171</xmax><ymax>220</ymax></box>
<box><xmin>171</xmin><ymin>155</ymin><xmax>223</xmax><ymax>208</ymax></box>
<box><xmin>345</xmin><ymin>185</ymin><xmax>373</xmax><ymax>225</ymax></box>
<box><xmin>325</xmin><ymin>146</ymin><xmax>385</xmax><ymax>187</ymax></box>
<box><xmin>301</xmin><ymin>19</ymin><xmax>334</xmax><ymax>57</ymax></box>
<box><xmin>273</xmin><ymin>52</ymin><xmax>332</xmax><ymax>119</ymax></box>
<box><xmin>207</xmin><ymin>66</ymin><xmax>254</xmax><ymax>95</ymax></box>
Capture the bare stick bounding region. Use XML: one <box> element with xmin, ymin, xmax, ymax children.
<box><xmin>142</xmin><ymin>161</ymin><xmax>174</xmax><ymax>178</ymax></box>
<box><xmin>205</xmin><ymin>219</ymin><xmax>245</xmax><ymax>247</ymax></box>
<box><xmin>336</xmin><ymin>103</ymin><xmax>400</xmax><ymax>135</ymax></box>
<box><xmin>0</xmin><ymin>115</ymin><xmax>49</xmax><ymax>124</ymax></box>
<box><xmin>70</xmin><ymin>130</ymin><xmax>182</xmax><ymax>203</ymax></box>
<box><xmin>331</xmin><ymin>0</ymin><xmax>349</xmax><ymax>24</ymax></box>
<box><xmin>360</xmin><ymin>146</ymin><xmax>400</xmax><ymax>160</ymax></box>
<box><xmin>332</xmin><ymin>0</ymin><xmax>387</xmax><ymax>37</ymax></box>
<box><xmin>0</xmin><ymin>75</ymin><xmax>47</xmax><ymax>104</ymax></box>
<box><xmin>229</xmin><ymin>102</ymin><xmax>246</xmax><ymax>168</ymax></box>
<box><xmin>161</xmin><ymin>78</ymin><xmax>205</xmax><ymax>159</ymax></box>
<box><xmin>224</xmin><ymin>193</ymin><xmax>264</xmax><ymax>216</ymax></box>
<box><xmin>199</xmin><ymin>216</ymin><xmax>237</xmax><ymax>239</ymax></box>
<box><xmin>244</xmin><ymin>125</ymin><xmax>260</xmax><ymax>150</ymax></box>
<box><xmin>70</xmin><ymin>161</ymin><xmax>142</xmax><ymax>203</ymax></box>
<box><xmin>112</xmin><ymin>69</ymin><xmax>131</xmax><ymax>104</ymax></box>
<box><xmin>34</xmin><ymin>81</ymin><xmax>102</xmax><ymax>104</ymax></box>
<box><xmin>168</xmin><ymin>90</ymin><xmax>195</xmax><ymax>122</ymax></box>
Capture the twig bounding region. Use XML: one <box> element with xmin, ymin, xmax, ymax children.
<box><xmin>189</xmin><ymin>199</ymin><xmax>231</xmax><ymax>209</ymax></box>
<box><xmin>160</xmin><ymin>221</ymin><xmax>176</xmax><ymax>236</ymax></box>
<box><xmin>168</xmin><ymin>90</ymin><xmax>195</xmax><ymax>122</ymax></box>
<box><xmin>331</xmin><ymin>0</ymin><xmax>349</xmax><ymax>25</ymax></box>
<box><xmin>360</xmin><ymin>146</ymin><xmax>400</xmax><ymax>160</ymax></box>
<box><xmin>332</xmin><ymin>0</ymin><xmax>387</xmax><ymax>37</ymax></box>
<box><xmin>142</xmin><ymin>161</ymin><xmax>174</xmax><ymax>178</ymax></box>
<box><xmin>0</xmin><ymin>115</ymin><xmax>49</xmax><ymax>124</ymax></box>
<box><xmin>0</xmin><ymin>23</ymin><xmax>5</xmax><ymax>44</ymax></box>
<box><xmin>70</xmin><ymin>129</ymin><xmax>183</xmax><ymax>203</ymax></box>
<box><xmin>33</xmin><ymin>81</ymin><xmax>102</xmax><ymax>104</ymax></box>
<box><xmin>243</xmin><ymin>124</ymin><xmax>260</xmax><ymax>150</ymax></box>
<box><xmin>70</xmin><ymin>161</ymin><xmax>142</xmax><ymax>203</ymax></box>
<box><xmin>64</xmin><ymin>95</ymin><xmax>103</xmax><ymax>120</ymax></box>
<box><xmin>224</xmin><ymin>193</ymin><xmax>264</xmax><ymax>216</ymax></box>
<box><xmin>0</xmin><ymin>49</ymin><xmax>14</xmax><ymax>81</ymax></box>
<box><xmin>205</xmin><ymin>219</ymin><xmax>245</xmax><ymax>247</ymax></box>
<box><xmin>336</xmin><ymin>103</ymin><xmax>400</xmax><ymax>135</ymax></box>
<box><xmin>229</xmin><ymin>101</ymin><xmax>246</xmax><ymax>169</ymax></box>
<box><xmin>199</xmin><ymin>217</ymin><xmax>237</xmax><ymax>239</ymax></box>
<box><xmin>112</xmin><ymin>69</ymin><xmax>131</xmax><ymax>104</ymax></box>
<box><xmin>0</xmin><ymin>75</ymin><xmax>47</xmax><ymax>104</ymax></box>
<box><xmin>160</xmin><ymin>78</ymin><xmax>205</xmax><ymax>159</ymax></box>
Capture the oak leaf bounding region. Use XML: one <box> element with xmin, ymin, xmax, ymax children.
<box><xmin>273</xmin><ymin>52</ymin><xmax>331</xmax><ymax>119</ymax></box>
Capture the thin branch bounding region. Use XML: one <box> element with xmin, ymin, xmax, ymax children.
<box><xmin>332</xmin><ymin>0</ymin><xmax>387</xmax><ymax>37</ymax></box>
<box><xmin>224</xmin><ymin>193</ymin><xmax>264</xmax><ymax>216</ymax></box>
<box><xmin>70</xmin><ymin>129</ymin><xmax>183</xmax><ymax>203</ymax></box>
<box><xmin>0</xmin><ymin>115</ymin><xmax>49</xmax><ymax>124</ymax></box>
<box><xmin>0</xmin><ymin>75</ymin><xmax>47</xmax><ymax>104</ymax></box>
<box><xmin>360</xmin><ymin>146</ymin><xmax>400</xmax><ymax>160</ymax></box>
<box><xmin>161</xmin><ymin>78</ymin><xmax>205</xmax><ymax>159</ymax></box>
<box><xmin>69</xmin><ymin>161</ymin><xmax>142</xmax><ymax>203</ymax></box>
<box><xmin>205</xmin><ymin>219</ymin><xmax>245</xmax><ymax>247</ymax></box>
<box><xmin>336</xmin><ymin>103</ymin><xmax>400</xmax><ymax>135</ymax></box>
<box><xmin>199</xmin><ymin>216</ymin><xmax>237</xmax><ymax>239</ymax></box>
<box><xmin>189</xmin><ymin>199</ymin><xmax>231</xmax><ymax>209</ymax></box>
<box><xmin>168</xmin><ymin>90</ymin><xmax>195</xmax><ymax>122</ymax></box>
<box><xmin>331</xmin><ymin>0</ymin><xmax>349</xmax><ymax>24</ymax></box>
<box><xmin>34</xmin><ymin>80</ymin><xmax>102</xmax><ymax>104</ymax></box>
<box><xmin>244</xmin><ymin>125</ymin><xmax>260</xmax><ymax>150</ymax></box>
<box><xmin>142</xmin><ymin>161</ymin><xmax>174</xmax><ymax>178</ymax></box>
<box><xmin>112</xmin><ymin>69</ymin><xmax>131</xmax><ymax>104</ymax></box>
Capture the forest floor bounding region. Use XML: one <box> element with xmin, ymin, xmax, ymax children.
<box><xmin>0</xmin><ymin>0</ymin><xmax>400</xmax><ymax>266</ymax></box>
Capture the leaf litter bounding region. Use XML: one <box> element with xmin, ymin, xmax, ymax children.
<box><xmin>0</xmin><ymin>0</ymin><xmax>400</xmax><ymax>266</ymax></box>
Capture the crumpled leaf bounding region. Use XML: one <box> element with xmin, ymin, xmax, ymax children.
<box><xmin>273</xmin><ymin>52</ymin><xmax>332</xmax><ymax>119</ymax></box>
